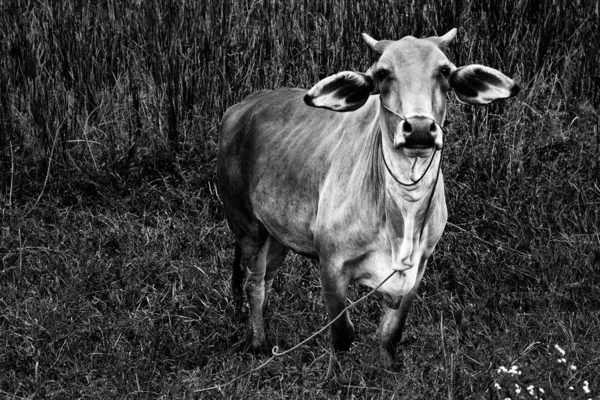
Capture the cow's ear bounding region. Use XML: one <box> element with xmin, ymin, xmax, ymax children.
<box><xmin>304</xmin><ymin>71</ymin><xmax>375</xmax><ymax>112</ymax></box>
<box><xmin>450</xmin><ymin>64</ymin><xmax>520</xmax><ymax>105</ymax></box>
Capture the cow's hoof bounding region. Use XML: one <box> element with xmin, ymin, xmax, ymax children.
<box><xmin>331</xmin><ymin>325</ymin><xmax>355</xmax><ymax>352</ymax></box>
<box><xmin>379</xmin><ymin>350</ymin><xmax>402</xmax><ymax>371</ymax></box>
<box><xmin>324</xmin><ymin>350</ymin><xmax>350</xmax><ymax>381</ymax></box>
<box><xmin>380</xmin><ymin>351</ymin><xmax>394</xmax><ymax>369</ymax></box>
<box><xmin>237</xmin><ymin>330</ymin><xmax>270</xmax><ymax>355</ymax></box>
<box><xmin>250</xmin><ymin>340</ymin><xmax>271</xmax><ymax>355</ymax></box>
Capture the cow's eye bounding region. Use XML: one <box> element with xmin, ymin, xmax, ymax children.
<box><xmin>375</xmin><ymin>69</ymin><xmax>389</xmax><ymax>81</ymax></box>
<box><xmin>440</xmin><ymin>67</ymin><xmax>451</xmax><ymax>78</ymax></box>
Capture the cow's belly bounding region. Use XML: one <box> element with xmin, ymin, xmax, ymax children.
<box><xmin>254</xmin><ymin>199</ymin><xmax>319</xmax><ymax>257</ymax></box>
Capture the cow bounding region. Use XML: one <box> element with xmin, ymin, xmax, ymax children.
<box><xmin>217</xmin><ymin>28</ymin><xmax>519</xmax><ymax>368</ymax></box>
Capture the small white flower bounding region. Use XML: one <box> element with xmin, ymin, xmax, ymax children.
<box><xmin>509</xmin><ymin>365</ymin><xmax>520</xmax><ymax>375</ymax></box>
<box><xmin>570</xmin><ymin>364</ymin><xmax>577</xmax><ymax>371</ymax></box>
<box><xmin>494</xmin><ymin>383</ymin><xmax>502</xmax><ymax>390</ymax></box>
<box><xmin>539</xmin><ymin>388</ymin><xmax>545</xmax><ymax>394</ymax></box>
<box><xmin>515</xmin><ymin>384</ymin><xmax>521</xmax><ymax>394</ymax></box>
<box><xmin>569</xmin><ymin>386</ymin><xmax>574</xmax><ymax>391</ymax></box>
<box><xmin>498</xmin><ymin>366</ymin><xmax>508</xmax><ymax>373</ymax></box>
<box><xmin>554</xmin><ymin>344</ymin><xmax>566</xmax><ymax>356</ymax></box>
<box><xmin>582</xmin><ymin>380</ymin><xmax>591</xmax><ymax>394</ymax></box>
<box><xmin>527</xmin><ymin>385</ymin><xmax>535</xmax><ymax>396</ymax></box>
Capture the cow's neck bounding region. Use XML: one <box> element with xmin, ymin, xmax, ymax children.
<box><xmin>379</xmin><ymin>138</ymin><xmax>442</xmax><ymax>269</ymax></box>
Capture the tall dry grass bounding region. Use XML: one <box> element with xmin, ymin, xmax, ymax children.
<box><xmin>0</xmin><ymin>0</ymin><xmax>598</xmax><ymax>185</ymax></box>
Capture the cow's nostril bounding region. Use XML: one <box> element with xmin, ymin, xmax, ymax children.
<box><xmin>430</xmin><ymin>122</ymin><xmax>436</xmax><ymax>132</ymax></box>
<box><xmin>403</xmin><ymin>121</ymin><xmax>412</xmax><ymax>133</ymax></box>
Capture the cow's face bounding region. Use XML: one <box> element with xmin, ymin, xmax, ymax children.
<box><xmin>366</xmin><ymin>32</ymin><xmax>456</xmax><ymax>158</ymax></box>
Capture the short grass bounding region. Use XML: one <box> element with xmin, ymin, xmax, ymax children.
<box><xmin>1</xmin><ymin>0</ymin><xmax>600</xmax><ymax>399</ymax></box>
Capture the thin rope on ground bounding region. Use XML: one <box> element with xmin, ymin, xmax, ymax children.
<box><xmin>194</xmin><ymin>269</ymin><xmax>398</xmax><ymax>393</ymax></box>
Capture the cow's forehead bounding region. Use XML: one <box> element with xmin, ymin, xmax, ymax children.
<box><xmin>379</xmin><ymin>36</ymin><xmax>448</xmax><ymax>68</ymax></box>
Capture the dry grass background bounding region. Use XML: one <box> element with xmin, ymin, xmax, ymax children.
<box><xmin>1</xmin><ymin>0</ymin><xmax>599</xmax><ymax>398</ymax></box>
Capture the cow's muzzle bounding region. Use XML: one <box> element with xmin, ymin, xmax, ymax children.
<box><xmin>395</xmin><ymin>116</ymin><xmax>439</xmax><ymax>149</ymax></box>
<box><xmin>402</xmin><ymin>117</ymin><xmax>437</xmax><ymax>148</ymax></box>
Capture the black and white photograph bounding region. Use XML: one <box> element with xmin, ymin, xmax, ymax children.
<box><xmin>1</xmin><ymin>0</ymin><xmax>598</xmax><ymax>398</ymax></box>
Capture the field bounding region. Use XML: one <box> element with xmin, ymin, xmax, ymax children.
<box><xmin>1</xmin><ymin>0</ymin><xmax>599</xmax><ymax>398</ymax></box>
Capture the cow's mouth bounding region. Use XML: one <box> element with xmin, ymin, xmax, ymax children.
<box><xmin>403</xmin><ymin>143</ymin><xmax>435</xmax><ymax>149</ymax></box>
<box><xmin>402</xmin><ymin>138</ymin><xmax>437</xmax><ymax>158</ymax></box>
<box><xmin>403</xmin><ymin>135</ymin><xmax>436</xmax><ymax>149</ymax></box>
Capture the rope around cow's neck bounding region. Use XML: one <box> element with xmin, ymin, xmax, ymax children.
<box><xmin>416</xmin><ymin>145</ymin><xmax>443</xmax><ymax>241</ymax></box>
<box><xmin>379</xmin><ymin>99</ymin><xmax>445</xmax><ymax>241</ymax></box>
<box><xmin>380</xmin><ymin>141</ymin><xmax>437</xmax><ymax>187</ymax></box>
<box><xmin>379</xmin><ymin>100</ymin><xmax>446</xmax><ymax>188</ymax></box>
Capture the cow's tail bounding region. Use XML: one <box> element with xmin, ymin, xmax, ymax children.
<box><xmin>231</xmin><ymin>244</ymin><xmax>245</xmax><ymax>317</ymax></box>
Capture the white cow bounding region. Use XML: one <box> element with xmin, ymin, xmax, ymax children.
<box><xmin>217</xmin><ymin>28</ymin><xmax>519</xmax><ymax>367</ymax></box>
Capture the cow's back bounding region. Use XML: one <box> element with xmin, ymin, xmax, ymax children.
<box><xmin>217</xmin><ymin>88</ymin><xmax>380</xmax><ymax>255</ymax></box>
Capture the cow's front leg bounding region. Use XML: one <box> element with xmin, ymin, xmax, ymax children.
<box><xmin>379</xmin><ymin>260</ymin><xmax>426</xmax><ymax>367</ymax></box>
<box><xmin>320</xmin><ymin>265</ymin><xmax>354</xmax><ymax>352</ymax></box>
<box><xmin>320</xmin><ymin>264</ymin><xmax>354</xmax><ymax>379</ymax></box>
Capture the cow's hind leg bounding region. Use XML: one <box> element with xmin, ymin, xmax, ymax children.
<box><xmin>231</xmin><ymin>244</ymin><xmax>245</xmax><ymax>317</ymax></box>
<box><xmin>261</xmin><ymin>237</ymin><xmax>289</xmax><ymax>314</ymax></box>
<box><xmin>242</xmin><ymin>235</ymin><xmax>288</xmax><ymax>353</ymax></box>
<box><xmin>379</xmin><ymin>260</ymin><xmax>426</xmax><ymax>368</ymax></box>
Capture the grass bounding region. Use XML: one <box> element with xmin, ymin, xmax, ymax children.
<box><xmin>1</xmin><ymin>0</ymin><xmax>600</xmax><ymax>398</ymax></box>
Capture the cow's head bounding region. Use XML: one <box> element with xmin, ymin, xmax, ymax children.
<box><xmin>304</xmin><ymin>29</ymin><xmax>520</xmax><ymax>159</ymax></box>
